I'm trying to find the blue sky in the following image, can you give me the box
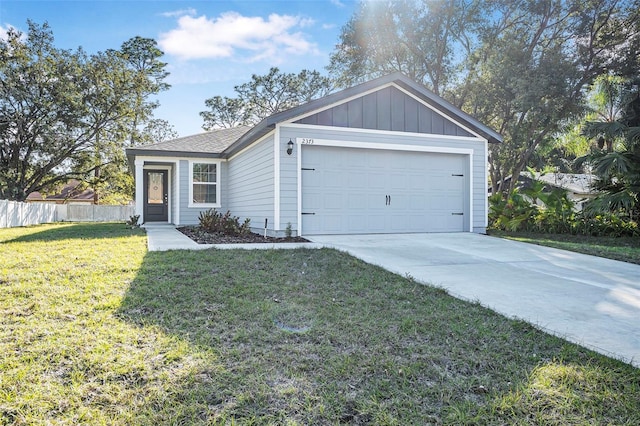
[0,0,358,136]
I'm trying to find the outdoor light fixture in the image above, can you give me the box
[287,139,294,155]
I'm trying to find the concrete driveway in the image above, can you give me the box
[309,233,640,367]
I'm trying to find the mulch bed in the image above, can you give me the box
[177,226,310,244]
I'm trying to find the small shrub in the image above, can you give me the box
[126,214,140,228]
[575,213,639,237]
[489,188,639,237]
[198,209,251,236]
[285,222,293,239]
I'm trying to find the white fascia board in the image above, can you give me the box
[174,160,180,225]
[468,152,474,232]
[484,139,489,228]
[294,137,474,155]
[274,124,281,231]
[283,122,484,144]
[297,131,303,236]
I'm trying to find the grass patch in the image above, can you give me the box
[488,230,640,265]
[1,223,638,424]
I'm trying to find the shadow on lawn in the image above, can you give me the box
[116,248,640,425]
[2,222,142,244]
[115,248,336,424]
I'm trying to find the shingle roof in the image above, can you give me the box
[127,125,251,158]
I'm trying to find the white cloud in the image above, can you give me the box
[330,0,346,8]
[160,8,197,18]
[158,11,319,62]
[0,24,16,41]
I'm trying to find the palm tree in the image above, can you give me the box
[579,76,640,220]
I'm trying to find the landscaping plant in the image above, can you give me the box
[197,208,251,236]
[489,186,638,237]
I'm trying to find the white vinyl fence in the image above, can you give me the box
[1,200,135,228]
[0,200,57,228]
[58,204,135,222]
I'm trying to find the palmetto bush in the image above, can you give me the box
[489,189,638,237]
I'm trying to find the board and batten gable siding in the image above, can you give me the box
[227,135,275,231]
[176,159,229,225]
[279,124,487,233]
[295,86,474,138]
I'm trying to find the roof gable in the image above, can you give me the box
[294,85,474,138]
[224,73,502,157]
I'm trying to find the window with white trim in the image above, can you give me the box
[190,161,220,206]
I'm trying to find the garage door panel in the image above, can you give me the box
[302,192,323,209]
[324,173,344,188]
[389,173,408,190]
[301,146,467,234]
[367,194,384,209]
[408,173,426,190]
[347,193,368,209]
[366,215,387,233]
[368,173,386,190]
[347,171,367,188]
[409,196,427,209]
[323,193,344,209]
[367,154,387,168]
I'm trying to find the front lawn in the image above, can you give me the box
[1,223,638,425]
[489,230,640,265]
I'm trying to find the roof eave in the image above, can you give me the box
[221,123,276,158]
[126,148,224,159]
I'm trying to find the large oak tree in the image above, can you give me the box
[200,68,332,130]
[328,0,640,193]
[0,22,170,202]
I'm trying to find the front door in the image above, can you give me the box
[144,170,168,222]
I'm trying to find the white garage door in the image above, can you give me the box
[301,146,468,235]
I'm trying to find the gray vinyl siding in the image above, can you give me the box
[296,86,474,138]
[227,136,275,232]
[279,125,487,233]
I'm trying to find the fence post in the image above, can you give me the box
[0,200,7,228]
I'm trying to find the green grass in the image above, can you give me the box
[488,231,640,265]
[1,223,638,425]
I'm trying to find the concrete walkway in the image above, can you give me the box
[310,233,640,367]
[144,225,639,367]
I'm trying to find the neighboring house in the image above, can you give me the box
[26,180,96,205]
[535,173,597,210]
[126,73,502,236]
[492,173,598,211]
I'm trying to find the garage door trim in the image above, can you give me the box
[296,138,474,235]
